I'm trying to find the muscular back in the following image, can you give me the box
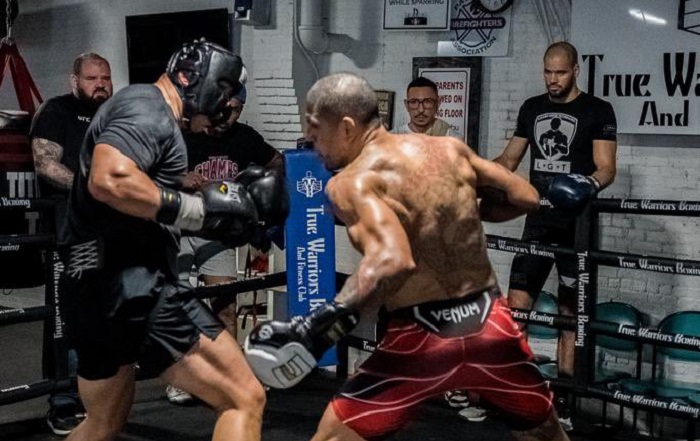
[330,133,497,310]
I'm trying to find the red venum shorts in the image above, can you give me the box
[332,292,553,439]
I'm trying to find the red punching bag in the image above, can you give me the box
[0,34,45,289]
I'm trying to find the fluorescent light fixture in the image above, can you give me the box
[629,9,667,25]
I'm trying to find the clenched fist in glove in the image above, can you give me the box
[235,165,290,227]
[156,180,259,247]
[244,303,359,389]
[547,173,600,215]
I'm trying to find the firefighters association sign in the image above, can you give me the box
[438,0,512,57]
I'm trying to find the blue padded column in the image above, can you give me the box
[284,149,337,366]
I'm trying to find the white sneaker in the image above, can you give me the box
[458,405,487,422]
[166,385,194,405]
[444,390,470,408]
[558,416,573,432]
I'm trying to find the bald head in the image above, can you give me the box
[306,73,380,127]
[544,41,579,68]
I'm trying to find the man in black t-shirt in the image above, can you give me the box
[167,85,284,405]
[61,41,280,441]
[494,41,617,431]
[30,52,112,436]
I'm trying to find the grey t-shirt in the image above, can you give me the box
[67,85,187,276]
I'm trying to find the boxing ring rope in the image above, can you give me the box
[0,199,290,407]
[488,197,700,422]
[4,194,700,424]
[0,199,65,406]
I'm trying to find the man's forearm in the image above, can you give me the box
[590,168,615,190]
[39,162,74,191]
[32,137,73,190]
[480,199,532,223]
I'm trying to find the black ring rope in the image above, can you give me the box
[593,198,700,216]
[2,197,700,415]
[0,197,56,212]
[510,308,700,352]
[186,271,287,300]
[0,233,54,248]
[0,305,51,326]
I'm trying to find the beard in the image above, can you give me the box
[77,88,109,109]
[547,81,574,99]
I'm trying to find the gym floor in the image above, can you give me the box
[0,317,657,441]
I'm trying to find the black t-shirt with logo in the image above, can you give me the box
[30,93,97,198]
[29,93,98,242]
[514,92,617,227]
[66,85,187,274]
[184,122,279,178]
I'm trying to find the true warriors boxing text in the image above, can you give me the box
[295,205,328,311]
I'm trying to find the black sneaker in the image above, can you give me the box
[46,404,85,436]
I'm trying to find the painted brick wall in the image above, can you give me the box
[326,0,700,322]
[3,0,699,382]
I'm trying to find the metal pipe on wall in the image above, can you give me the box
[297,0,352,55]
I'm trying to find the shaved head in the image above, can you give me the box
[544,41,579,68]
[306,73,380,126]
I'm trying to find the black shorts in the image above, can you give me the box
[508,222,576,298]
[62,242,222,380]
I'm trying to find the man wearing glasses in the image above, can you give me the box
[166,85,284,405]
[397,77,456,137]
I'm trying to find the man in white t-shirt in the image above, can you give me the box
[396,76,456,137]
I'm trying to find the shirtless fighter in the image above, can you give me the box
[245,73,571,441]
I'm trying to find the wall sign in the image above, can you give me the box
[414,57,482,148]
[572,0,700,135]
[437,0,512,57]
[383,0,450,30]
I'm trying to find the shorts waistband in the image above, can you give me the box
[389,286,502,319]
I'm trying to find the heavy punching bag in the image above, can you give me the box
[0,5,46,289]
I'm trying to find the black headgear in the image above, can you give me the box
[166,40,246,120]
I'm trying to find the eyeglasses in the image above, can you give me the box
[406,98,437,110]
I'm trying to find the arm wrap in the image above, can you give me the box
[156,187,205,231]
[587,175,601,192]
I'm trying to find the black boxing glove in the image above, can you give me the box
[547,173,600,214]
[156,181,259,246]
[236,165,290,227]
[235,164,266,186]
[244,303,359,389]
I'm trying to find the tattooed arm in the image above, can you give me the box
[31,138,74,191]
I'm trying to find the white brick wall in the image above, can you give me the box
[3,0,699,382]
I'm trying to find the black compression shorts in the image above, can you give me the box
[508,223,576,298]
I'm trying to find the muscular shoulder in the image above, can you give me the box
[327,170,386,222]
[41,94,75,111]
[33,94,74,121]
[439,135,475,162]
[109,85,166,117]
[101,85,175,136]
[580,92,615,112]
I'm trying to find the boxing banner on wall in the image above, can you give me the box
[573,0,700,135]
[437,0,512,57]
[284,149,337,366]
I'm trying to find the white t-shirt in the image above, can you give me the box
[395,118,458,138]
